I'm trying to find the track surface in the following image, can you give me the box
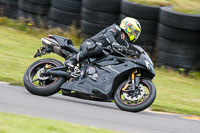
[0,83,199,133]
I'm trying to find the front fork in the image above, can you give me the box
[131,72,136,91]
[122,70,140,91]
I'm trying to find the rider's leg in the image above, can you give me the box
[65,41,102,67]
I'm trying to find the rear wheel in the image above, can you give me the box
[114,79,156,112]
[24,58,66,96]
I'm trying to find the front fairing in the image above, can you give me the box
[132,45,153,65]
[131,45,155,78]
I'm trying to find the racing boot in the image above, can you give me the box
[65,42,102,69]
[65,55,78,68]
[65,49,88,68]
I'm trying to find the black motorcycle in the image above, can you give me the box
[24,35,156,112]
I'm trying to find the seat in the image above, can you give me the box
[49,35,73,47]
[49,35,79,54]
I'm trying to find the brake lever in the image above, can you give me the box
[127,50,140,58]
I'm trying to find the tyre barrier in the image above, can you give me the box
[47,20,68,29]
[49,0,82,29]
[82,7,119,25]
[0,0,6,5]
[82,0,121,13]
[158,24,200,43]
[157,37,199,69]
[4,0,18,19]
[160,6,200,31]
[18,0,50,15]
[157,51,197,69]
[6,0,18,7]
[51,0,81,13]
[81,0,121,37]
[81,19,108,35]
[121,0,159,20]
[157,6,200,70]
[0,0,18,18]
[0,0,6,16]
[25,0,51,5]
[120,0,159,55]
[17,0,51,27]
[17,10,48,27]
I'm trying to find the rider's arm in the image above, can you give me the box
[104,25,128,54]
[104,25,121,45]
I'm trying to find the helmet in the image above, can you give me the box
[120,17,141,42]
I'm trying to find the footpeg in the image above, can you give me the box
[70,66,80,78]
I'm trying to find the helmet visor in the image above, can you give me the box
[132,29,140,40]
[127,25,140,42]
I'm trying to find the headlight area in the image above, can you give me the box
[145,60,151,70]
[144,60,155,78]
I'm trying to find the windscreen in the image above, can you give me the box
[132,45,153,66]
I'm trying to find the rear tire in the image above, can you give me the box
[24,58,66,96]
[114,79,156,112]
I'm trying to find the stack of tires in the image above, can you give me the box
[157,7,200,70]
[81,0,121,37]
[18,0,51,27]
[4,0,18,19]
[49,0,82,29]
[120,0,159,55]
[0,0,6,16]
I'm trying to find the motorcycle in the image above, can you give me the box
[23,35,156,112]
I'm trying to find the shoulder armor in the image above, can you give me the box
[115,25,121,31]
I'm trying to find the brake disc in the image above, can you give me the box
[123,84,145,101]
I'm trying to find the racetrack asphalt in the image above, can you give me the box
[0,83,199,133]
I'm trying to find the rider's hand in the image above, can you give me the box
[127,49,139,57]
[112,42,127,53]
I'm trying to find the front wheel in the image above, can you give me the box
[23,58,66,96]
[114,79,156,112]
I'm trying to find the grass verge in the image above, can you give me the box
[0,21,200,116]
[0,18,82,86]
[153,67,200,116]
[128,0,200,14]
[0,112,120,133]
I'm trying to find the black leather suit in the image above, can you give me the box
[79,24,129,60]
[66,24,130,67]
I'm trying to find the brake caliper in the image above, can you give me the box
[45,64,51,69]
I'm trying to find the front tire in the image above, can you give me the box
[114,79,156,112]
[23,58,66,96]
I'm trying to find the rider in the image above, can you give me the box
[65,17,141,68]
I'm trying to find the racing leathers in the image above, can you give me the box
[65,24,129,68]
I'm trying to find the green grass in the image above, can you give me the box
[128,0,200,14]
[0,112,120,133]
[0,26,62,85]
[0,18,82,85]
[153,68,200,116]
[0,23,200,116]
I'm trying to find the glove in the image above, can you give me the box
[112,42,127,53]
[127,49,139,57]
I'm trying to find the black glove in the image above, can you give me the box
[112,42,127,53]
[127,49,139,57]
